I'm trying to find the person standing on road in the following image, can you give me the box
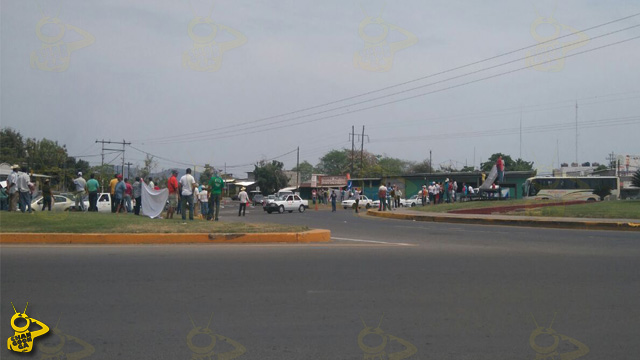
[41,179,53,211]
[109,174,119,213]
[389,183,395,210]
[208,171,224,221]
[115,175,127,214]
[395,186,402,208]
[87,173,100,211]
[7,165,20,211]
[452,180,458,203]
[148,177,155,189]
[133,177,142,215]
[180,168,196,221]
[421,184,427,206]
[353,187,360,213]
[73,172,87,211]
[238,186,249,217]
[496,155,505,183]
[330,189,337,212]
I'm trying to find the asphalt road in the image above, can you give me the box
[2,205,639,360]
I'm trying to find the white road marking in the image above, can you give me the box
[331,237,413,246]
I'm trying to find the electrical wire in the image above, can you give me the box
[146,35,640,145]
[134,13,640,144]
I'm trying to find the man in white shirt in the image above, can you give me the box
[17,167,32,213]
[237,187,249,217]
[179,168,196,221]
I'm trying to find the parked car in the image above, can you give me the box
[400,195,420,207]
[341,195,373,209]
[251,193,265,206]
[31,194,88,211]
[264,194,309,214]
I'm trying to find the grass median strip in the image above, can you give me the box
[406,199,640,219]
[0,212,308,234]
[506,200,640,219]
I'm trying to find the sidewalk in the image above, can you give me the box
[366,208,640,231]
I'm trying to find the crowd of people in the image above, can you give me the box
[2,165,37,213]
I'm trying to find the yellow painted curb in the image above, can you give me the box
[0,230,331,244]
[366,210,640,232]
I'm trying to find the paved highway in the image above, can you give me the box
[2,207,639,359]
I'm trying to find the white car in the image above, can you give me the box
[31,194,88,211]
[264,194,309,214]
[401,195,420,207]
[341,195,373,209]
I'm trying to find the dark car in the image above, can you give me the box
[252,194,265,206]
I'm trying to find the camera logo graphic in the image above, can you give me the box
[7,302,49,353]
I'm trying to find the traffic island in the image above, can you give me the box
[366,209,640,232]
[0,229,331,244]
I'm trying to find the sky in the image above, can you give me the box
[2,0,639,177]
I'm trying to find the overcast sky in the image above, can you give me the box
[2,0,639,176]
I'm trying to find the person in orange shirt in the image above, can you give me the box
[166,170,179,219]
[109,174,119,213]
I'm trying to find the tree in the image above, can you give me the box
[0,128,26,165]
[140,154,157,179]
[593,185,612,201]
[632,169,640,188]
[460,166,476,172]
[254,160,289,195]
[594,164,608,172]
[377,156,410,176]
[291,161,315,182]
[481,153,534,172]
[316,149,350,175]
[406,160,434,174]
[200,164,214,185]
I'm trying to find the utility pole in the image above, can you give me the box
[125,162,133,179]
[473,147,476,171]
[519,106,523,159]
[95,139,131,187]
[360,126,365,176]
[350,125,355,175]
[575,101,578,164]
[296,146,300,189]
[429,149,432,173]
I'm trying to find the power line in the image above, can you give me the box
[135,13,640,144]
[370,116,640,143]
[151,35,640,145]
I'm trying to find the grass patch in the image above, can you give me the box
[508,200,640,219]
[407,199,535,213]
[0,212,308,234]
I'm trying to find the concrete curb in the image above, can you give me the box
[366,210,640,231]
[0,229,331,244]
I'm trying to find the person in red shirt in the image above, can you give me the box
[496,155,505,183]
[166,170,179,219]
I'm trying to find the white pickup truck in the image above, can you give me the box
[263,194,309,214]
